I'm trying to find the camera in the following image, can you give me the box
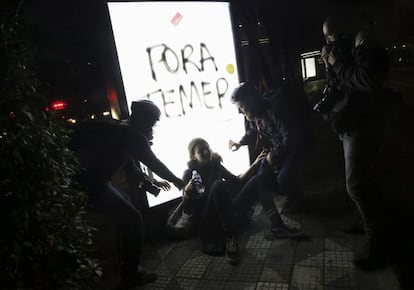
[138,175,161,197]
[313,84,343,114]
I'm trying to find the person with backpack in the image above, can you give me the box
[69,100,184,287]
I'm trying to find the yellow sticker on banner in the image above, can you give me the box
[226,64,235,74]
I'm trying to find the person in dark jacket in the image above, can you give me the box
[174,138,238,232]
[319,13,400,271]
[70,100,184,287]
[172,137,266,265]
[230,82,311,239]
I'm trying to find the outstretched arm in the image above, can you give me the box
[130,132,184,190]
[238,149,267,183]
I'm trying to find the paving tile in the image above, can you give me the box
[140,248,163,271]
[227,261,263,282]
[156,242,176,260]
[291,265,323,287]
[289,283,324,290]
[176,254,212,279]
[224,280,256,290]
[243,248,269,262]
[161,243,195,274]
[294,251,324,267]
[266,246,295,265]
[155,261,177,277]
[203,256,234,281]
[195,279,227,289]
[256,281,290,290]
[271,238,298,250]
[323,287,359,290]
[176,277,200,290]
[324,237,354,252]
[324,267,358,288]
[295,237,324,267]
[324,251,354,268]
[259,264,292,283]
[245,232,273,249]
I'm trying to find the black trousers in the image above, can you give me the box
[198,179,243,254]
[340,121,385,239]
[202,179,243,235]
[88,181,143,278]
[231,153,305,225]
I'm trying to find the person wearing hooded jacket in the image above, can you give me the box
[69,100,184,287]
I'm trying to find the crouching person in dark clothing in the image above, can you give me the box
[69,100,184,287]
[230,82,311,239]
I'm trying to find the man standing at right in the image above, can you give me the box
[318,13,398,270]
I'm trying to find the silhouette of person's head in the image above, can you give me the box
[322,14,350,45]
[129,100,161,140]
[323,9,368,45]
[231,82,266,121]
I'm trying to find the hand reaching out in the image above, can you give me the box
[228,140,242,151]
[153,180,172,191]
[252,149,267,166]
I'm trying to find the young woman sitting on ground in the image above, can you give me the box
[170,137,266,265]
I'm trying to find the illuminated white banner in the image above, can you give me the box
[107,1,249,206]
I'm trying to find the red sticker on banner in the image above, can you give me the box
[171,12,183,26]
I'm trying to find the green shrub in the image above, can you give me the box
[0,2,101,289]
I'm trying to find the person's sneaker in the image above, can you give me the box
[264,224,304,240]
[120,267,158,287]
[175,212,192,230]
[225,236,240,265]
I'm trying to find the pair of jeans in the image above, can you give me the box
[340,121,385,238]
[232,153,304,224]
[88,181,143,278]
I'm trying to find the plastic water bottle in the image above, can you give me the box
[192,170,205,194]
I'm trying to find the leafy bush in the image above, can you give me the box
[0,2,101,289]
